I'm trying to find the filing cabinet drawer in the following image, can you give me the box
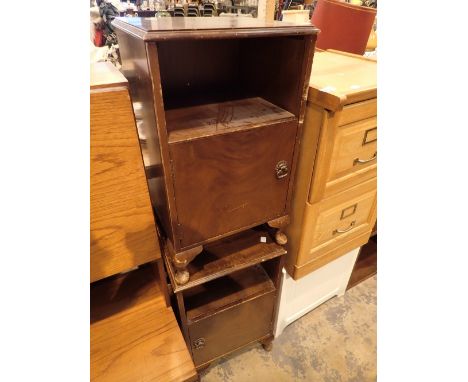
[298,178,376,267]
[339,98,377,126]
[309,116,377,203]
[328,116,377,182]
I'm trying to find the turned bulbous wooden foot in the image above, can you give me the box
[261,340,273,352]
[275,230,288,245]
[174,269,190,285]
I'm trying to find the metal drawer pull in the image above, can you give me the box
[333,220,356,235]
[193,338,205,350]
[275,160,289,179]
[353,152,377,166]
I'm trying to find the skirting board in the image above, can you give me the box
[274,247,360,337]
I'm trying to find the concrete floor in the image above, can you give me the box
[200,275,377,382]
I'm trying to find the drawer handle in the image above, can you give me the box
[353,152,377,166]
[275,160,289,179]
[193,338,205,350]
[333,220,356,235]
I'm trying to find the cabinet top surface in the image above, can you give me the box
[308,50,377,111]
[113,17,318,40]
[90,62,127,90]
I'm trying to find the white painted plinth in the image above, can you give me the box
[274,247,360,337]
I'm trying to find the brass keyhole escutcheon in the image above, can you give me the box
[193,338,205,350]
[276,160,289,179]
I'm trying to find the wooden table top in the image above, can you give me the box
[308,50,377,111]
[91,265,198,382]
[91,62,127,90]
[113,17,319,40]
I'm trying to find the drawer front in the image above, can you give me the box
[188,291,275,366]
[299,178,376,266]
[329,117,377,181]
[170,121,297,248]
[339,98,377,126]
[309,116,377,203]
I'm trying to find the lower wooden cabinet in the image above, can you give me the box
[162,227,284,370]
[184,266,276,366]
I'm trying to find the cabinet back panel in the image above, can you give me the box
[240,36,307,117]
[157,39,242,110]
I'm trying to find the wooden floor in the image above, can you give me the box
[90,264,197,382]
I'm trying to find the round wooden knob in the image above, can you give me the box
[275,231,288,245]
[175,270,190,285]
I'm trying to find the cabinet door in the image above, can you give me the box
[188,291,275,367]
[169,121,297,248]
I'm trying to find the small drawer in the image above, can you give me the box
[329,117,377,180]
[184,266,276,367]
[298,178,376,266]
[339,98,377,126]
[309,116,377,202]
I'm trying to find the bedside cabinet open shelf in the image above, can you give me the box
[166,97,297,144]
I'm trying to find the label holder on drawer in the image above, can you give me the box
[341,203,357,220]
[362,127,377,145]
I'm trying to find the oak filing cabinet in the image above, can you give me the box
[285,50,377,280]
[113,17,319,369]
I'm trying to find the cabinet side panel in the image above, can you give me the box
[284,105,324,276]
[90,87,160,282]
[116,31,175,243]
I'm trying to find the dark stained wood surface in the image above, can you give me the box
[90,265,198,382]
[116,32,177,245]
[189,291,275,367]
[347,235,377,290]
[183,264,276,367]
[166,97,295,143]
[116,19,317,261]
[113,17,319,41]
[157,38,242,111]
[163,227,286,293]
[170,120,298,248]
[184,265,275,322]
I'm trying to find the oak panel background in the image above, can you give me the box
[91,265,197,382]
[90,85,160,282]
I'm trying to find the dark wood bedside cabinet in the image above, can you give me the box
[113,17,318,286]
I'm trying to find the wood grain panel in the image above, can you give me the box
[169,121,298,249]
[339,99,377,126]
[183,265,275,322]
[328,117,377,180]
[163,227,286,293]
[90,265,197,382]
[115,33,177,246]
[297,178,376,268]
[307,50,377,111]
[166,97,295,143]
[184,266,276,367]
[90,85,160,282]
[308,107,377,203]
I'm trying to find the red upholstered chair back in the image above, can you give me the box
[311,0,376,55]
